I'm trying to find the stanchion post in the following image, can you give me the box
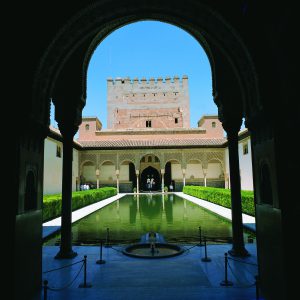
[79,255,92,288]
[201,236,211,262]
[43,280,48,300]
[220,253,233,286]
[199,226,203,247]
[105,228,111,248]
[96,240,106,264]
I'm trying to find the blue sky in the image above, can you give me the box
[51,21,217,129]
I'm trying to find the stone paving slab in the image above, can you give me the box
[42,243,259,300]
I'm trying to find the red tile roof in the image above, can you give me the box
[79,138,227,148]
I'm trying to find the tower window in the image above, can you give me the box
[146,120,152,128]
[56,145,61,158]
[85,124,90,131]
[243,142,249,155]
[175,118,178,124]
[148,156,152,162]
[212,121,216,128]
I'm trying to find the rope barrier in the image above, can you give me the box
[47,262,84,291]
[228,256,258,266]
[43,255,92,299]
[43,259,84,274]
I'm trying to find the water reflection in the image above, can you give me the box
[45,194,253,245]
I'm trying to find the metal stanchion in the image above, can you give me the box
[105,228,111,248]
[220,253,233,286]
[43,280,48,300]
[79,255,92,288]
[201,236,211,262]
[199,226,203,247]
[96,240,106,264]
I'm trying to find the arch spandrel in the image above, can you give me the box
[34,0,260,129]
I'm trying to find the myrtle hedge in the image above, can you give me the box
[183,185,255,216]
[43,187,117,222]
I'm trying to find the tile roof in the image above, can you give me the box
[79,138,227,148]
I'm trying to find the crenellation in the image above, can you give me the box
[107,75,190,129]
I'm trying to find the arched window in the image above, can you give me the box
[212,121,216,128]
[24,171,37,211]
[85,124,90,130]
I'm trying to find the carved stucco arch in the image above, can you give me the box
[99,159,116,167]
[33,0,260,129]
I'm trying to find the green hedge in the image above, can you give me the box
[43,187,117,222]
[183,185,255,216]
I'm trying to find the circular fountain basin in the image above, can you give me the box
[123,243,184,258]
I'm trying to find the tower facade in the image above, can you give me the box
[107,75,190,129]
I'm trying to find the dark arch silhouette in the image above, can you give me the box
[141,166,160,191]
[24,171,37,211]
[260,163,273,206]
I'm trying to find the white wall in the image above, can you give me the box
[100,165,116,181]
[224,135,254,191]
[238,137,253,190]
[186,163,203,179]
[43,137,79,195]
[120,165,129,181]
[82,165,95,182]
[207,162,222,178]
[171,163,183,179]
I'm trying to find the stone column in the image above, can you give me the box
[203,168,207,187]
[55,128,77,259]
[136,170,139,193]
[116,169,119,193]
[161,169,165,192]
[96,169,100,189]
[223,119,249,257]
[182,168,186,187]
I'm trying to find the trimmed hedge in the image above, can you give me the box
[43,187,117,222]
[183,185,255,216]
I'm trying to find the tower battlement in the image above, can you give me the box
[107,75,190,129]
[107,75,188,87]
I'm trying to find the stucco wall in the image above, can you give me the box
[100,165,116,181]
[207,162,222,178]
[186,163,203,179]
[171,163,183,179]
[238,137,253,190]
[224,135,253,191]
[120,164,129,181]
[43,137,79,194]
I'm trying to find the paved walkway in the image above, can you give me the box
[42,243,260,300]
[43,194,126,238]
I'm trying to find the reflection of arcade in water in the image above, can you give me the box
[130,194,174,233]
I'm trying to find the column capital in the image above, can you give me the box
[161,169,165,174]
[135,170,139,175]
[222,117,242,136]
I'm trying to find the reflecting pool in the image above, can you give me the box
[44,194,254,245]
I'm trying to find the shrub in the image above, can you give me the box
[43,187,117,222]
[164,186,168,192]
[182,185,255,216]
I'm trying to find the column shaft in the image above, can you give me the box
[227,131,249,257]
[55,136,77,258]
